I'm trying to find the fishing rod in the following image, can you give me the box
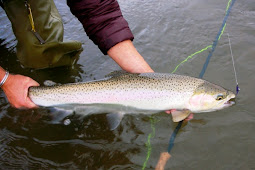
[153,0,239,169]
[168,0,238,155]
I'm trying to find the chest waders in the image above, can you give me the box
[2,0,83,69]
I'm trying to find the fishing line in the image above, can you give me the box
[171,45,212,74]
[142,0,237,168]
[171,0,231,74]
[142,116,157,170]
[227,33,240,94]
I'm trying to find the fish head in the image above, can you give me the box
[188,82,235,113]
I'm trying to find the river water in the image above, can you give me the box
[0,0,255,169]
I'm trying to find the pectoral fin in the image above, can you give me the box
[171,110,191,122]
[49,107,74,124]
[106,112,125,130]
[43,80,57,86]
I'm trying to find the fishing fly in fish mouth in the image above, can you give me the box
[28,72,235,129]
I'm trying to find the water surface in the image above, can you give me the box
[0,0,255,169]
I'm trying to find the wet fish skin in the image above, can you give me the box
[28,72,235,125]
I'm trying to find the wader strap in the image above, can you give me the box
[25,1,45,44]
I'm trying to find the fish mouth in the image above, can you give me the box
[224,93,236,106]
[224,99,235,105]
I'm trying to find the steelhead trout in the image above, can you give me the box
[29,72,235,129]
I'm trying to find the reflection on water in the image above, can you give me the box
[0,0,255,169]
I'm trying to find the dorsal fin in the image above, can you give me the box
[43,80,58,86]
[105,70,131,78]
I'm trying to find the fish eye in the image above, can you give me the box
[216,94,224,101]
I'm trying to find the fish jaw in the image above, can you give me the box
[187,90,236,113]
[220,91,236,108]
[208,90,236,111]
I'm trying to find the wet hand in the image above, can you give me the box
[1,74,40,109]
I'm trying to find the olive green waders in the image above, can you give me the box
[1,0,83,69]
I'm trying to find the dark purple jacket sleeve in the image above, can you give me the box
[67,0,134,55]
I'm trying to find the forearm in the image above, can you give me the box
[67,0,153,73]
[107,40,153,73]
[67,0,134,54]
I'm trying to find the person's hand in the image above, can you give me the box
[1,74,39,109]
